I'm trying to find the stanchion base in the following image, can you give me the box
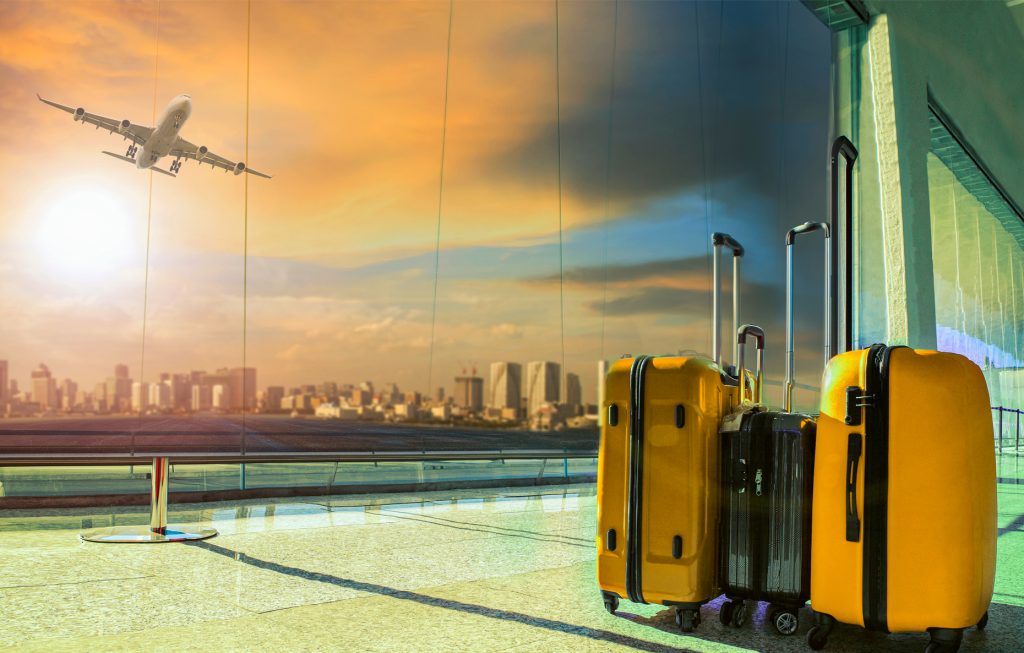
[81,526,218,543]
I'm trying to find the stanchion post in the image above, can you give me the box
[150,457,169,535]
[80,455,216,543]
[999,409,1004,453]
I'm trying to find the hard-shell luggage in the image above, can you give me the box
[596,232,746,633]
[717,222,829,635]
[806,346,997,652]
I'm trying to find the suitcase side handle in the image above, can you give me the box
[711,232,745,370]
[846,432,863,542]
[784,221,831,412]
[736,324,765,404]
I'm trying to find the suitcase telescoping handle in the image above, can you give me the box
[736,324,765,404]
[784,221,831,412]
[711,232,744,370]
[831,136,858,354]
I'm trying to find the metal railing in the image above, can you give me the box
[993,406,1023,453]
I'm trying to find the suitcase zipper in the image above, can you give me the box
[862,344,896,632]
[625,355,651,604]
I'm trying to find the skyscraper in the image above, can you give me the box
[192,384,213,411]
[149,381,171,410]
[229,367,257,411]
[526,361,560,417]
[454,375,484,413]
[489,362,522,413]
[131,381,149,413]
[110,363,132,412]
[597,360,608,426]
[60,378,78,411]
[565,372,581,411]
[31,363,57,411]
[0,360,8,406]
[212,384,228,411]
[265,386,285,412]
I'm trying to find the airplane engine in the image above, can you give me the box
[196,145,209,162]
[73,107,85,122]
[233,161,246,176]
[118,119,131,133]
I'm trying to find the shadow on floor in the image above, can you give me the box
[999,512,1024,536]
[189,540,697,653]
[363,507,594,548]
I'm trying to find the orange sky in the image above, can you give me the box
[0,0,836,408]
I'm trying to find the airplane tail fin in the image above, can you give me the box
[101,151,176,177]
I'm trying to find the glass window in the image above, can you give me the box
[928,107,1024,412]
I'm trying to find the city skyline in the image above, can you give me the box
[0,356,596,418]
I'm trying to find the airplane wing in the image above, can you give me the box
[171,137,272,179]
[37,94,154,146]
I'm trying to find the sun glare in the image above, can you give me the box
[35,188,136,280]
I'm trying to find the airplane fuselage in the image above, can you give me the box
[137,94,191,169]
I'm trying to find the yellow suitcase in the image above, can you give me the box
[807,345,996,652]
[596,233,745,632]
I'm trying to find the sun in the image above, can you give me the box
[35,187,137,280]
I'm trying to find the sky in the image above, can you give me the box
[0,0,837,408]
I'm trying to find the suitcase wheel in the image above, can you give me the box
[674,607,700,633]
[976,610,989,631]
[602,593,619,615]
[768,607,799,636]
[719,600,747,628]
[718,600,734,627]
[806,626,828,650]
[925,628,963,653]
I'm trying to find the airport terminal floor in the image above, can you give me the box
[1,458,1021,653]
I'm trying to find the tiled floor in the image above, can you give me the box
[0,468,1021,652]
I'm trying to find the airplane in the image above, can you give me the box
[37,93,270,179]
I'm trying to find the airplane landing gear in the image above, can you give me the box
[126,144,138,159]
[170,158,182,174]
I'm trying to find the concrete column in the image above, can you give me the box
[864,14,937,348]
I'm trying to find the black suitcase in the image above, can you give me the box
[719,394,815,634]
[717,221,831,635]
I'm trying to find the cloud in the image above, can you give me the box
[353,316,395,333]
[490,323,524,339]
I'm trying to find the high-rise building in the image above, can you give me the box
[381,382,400,404]
[526,361,560,417]
[565,372,581,411]
[597,360,608,426]
[31,363,57,411]
[131,381,149,413]
[149,381,171,410]
[93,382,108,412]
[192,384,212,411]
[108,364,132,413]
[265,386,285,412]
[202,369,231,408]
[172,373,191,411]
[318,381,339,399]
[229,367,257,411]
[489,362,522,414]
[212,384,228,411]
[454,376,484,413]
[60,379,78,411]
[0,360,8,406]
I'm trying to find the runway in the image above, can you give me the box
[0,415,599,457]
